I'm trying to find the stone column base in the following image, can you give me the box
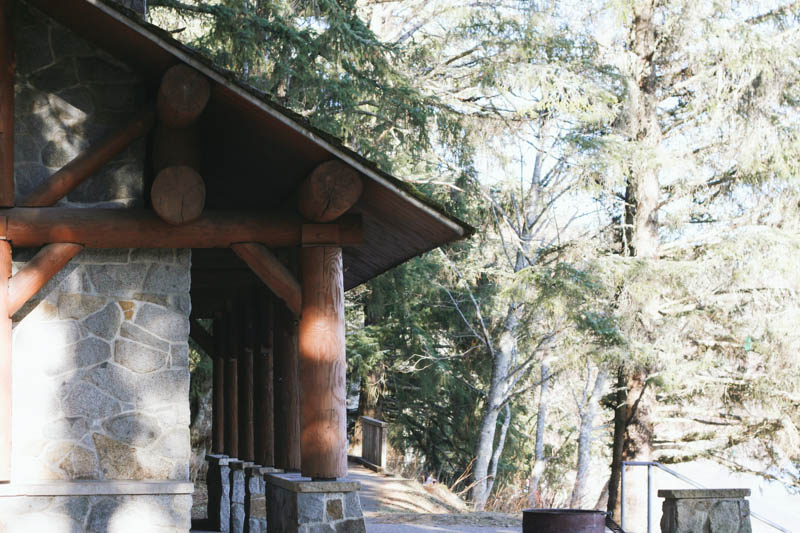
[658,488,752,533]
[245,466,282,533]
[206,454,231,532]
[0,481,192,532]
[265,473,365,533]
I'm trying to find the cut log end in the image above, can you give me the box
[157,64,211,128]
[298,161,363,223]
[151,165,206,225]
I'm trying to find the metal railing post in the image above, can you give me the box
[621,463,626,530]
[647,463,652,533]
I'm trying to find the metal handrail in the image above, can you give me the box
[621,461,791,533]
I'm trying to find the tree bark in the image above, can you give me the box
[529,362,550,507]
[570,368,607,509]
[485,403,511,501]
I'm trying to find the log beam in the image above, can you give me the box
[231,243,301,316]
[21,109,155,207]
[151,166,206,225]
[298,246,347,479]
[157,64,210,128]
[298,161,363,223]
[0,240,10,481]
[8,243,83,316]
[0,0,14,207]
[0,209,362,249]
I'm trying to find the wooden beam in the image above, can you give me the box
[157,64,210,128]
[254,290,274,467]
[298,246,347,479]
[298,161,363,223]
[21,109,156,207]
[0,0,14,207]
[189,318,214,357]
[2,208,362,248]
[274,295,301,472]
[151,166,206,225]
[0,240,10,481]
[153,124,201,172]
[8,243,83,316]
[239,301,255,462]
[211,314,225,455]
[231,243,301,316]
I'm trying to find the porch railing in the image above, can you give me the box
[360,416,388,471]
[621,461,791,533]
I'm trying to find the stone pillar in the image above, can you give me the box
[659,489,752,533]
[206,454,231,532]
[245,465,281,533]
[266,472,365,533]
[229,460,246,533]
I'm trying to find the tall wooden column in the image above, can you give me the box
[239,299,255,462]
[274,299,301,472]
[298,246,346,480]
[211,314,225,454]
[223,311,239,458]
[0,0,15,207]
[254,291,274,467]
[0,240,10,481]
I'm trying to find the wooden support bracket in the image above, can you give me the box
[21,109,156,207]
[189,318,214,357]
[231,243,301,316]
[8,243,83,316]
[0,239,10,482]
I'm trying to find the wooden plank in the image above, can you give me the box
[231,243,301,316]
[3,208,362,248]
[297,161,363,222]
[157,64,210,128]
[151,166,206,225]
[8,243,83,316]
[239,301,255,462]
[211,314,225,455]
[0,240,10,481]
[224,311,239,458]
[253,290,274,467]
[274,297,301,472]
[21,109,155,207]
[0,0,13,207]
[298,246,347,479]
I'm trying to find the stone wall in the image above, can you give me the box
[659,489,752,533]
[5,2,193,531]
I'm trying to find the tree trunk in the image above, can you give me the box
[529,362,550,507]
[570,368,607,508]
[607,367,628,519]
[485,403,511,502]
[471,306,518,510]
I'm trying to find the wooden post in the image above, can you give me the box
[151,165,206,225]
[0,0,14,207]
[274,297,301,472]
[224,311,239,458]
[211,315,225,455]
[239,299,255,463]
[0,240,10,481]
[253,291,274,467]
[298,246,347,480]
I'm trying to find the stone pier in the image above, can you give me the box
[659,489,752,533]
[266,472,365,533]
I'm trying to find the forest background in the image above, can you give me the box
[146,0,800,530]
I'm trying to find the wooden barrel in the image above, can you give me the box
[522,509,607,533]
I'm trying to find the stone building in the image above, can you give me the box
[0,0,469,531]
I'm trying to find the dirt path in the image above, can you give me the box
[348,461,521,532]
